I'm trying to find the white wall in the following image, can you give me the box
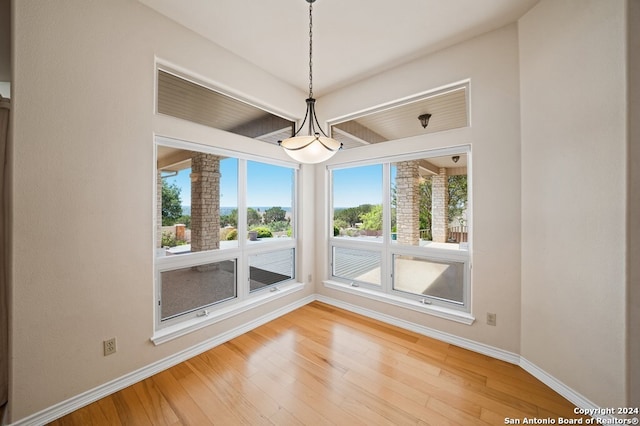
[629,0,640,407]
[519,0,627,407]
[9,0,313,421]
[316,24,523,354]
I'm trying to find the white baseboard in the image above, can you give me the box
[7,295,314,426]
[7,293,613,425]
[315,295,521,364]
[519,357,616,423]
[315,295,614,423]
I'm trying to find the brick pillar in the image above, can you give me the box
[432,167,449,243]
[190,153,221,252]
[396,161,420,246]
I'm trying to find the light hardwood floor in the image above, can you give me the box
[50,302,589,425]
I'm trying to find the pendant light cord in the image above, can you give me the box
[277,0,342,162]
[308,1,313,99]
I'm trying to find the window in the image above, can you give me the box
[159,259,236,321]
[249,248,295,292]
[393,255,465,304]
[332,246,382,286]
[329,148,471,317]
[246,161,294,243]
[333,164,383,240]
[155,137,299,335]
[158,145,239,253]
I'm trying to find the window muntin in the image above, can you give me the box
[249,248,295,292]
[329,148,470,311]
[160,259,237,321]
[155,139,298,328]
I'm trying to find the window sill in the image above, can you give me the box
[151,281,305,345]
[323,280,475,325]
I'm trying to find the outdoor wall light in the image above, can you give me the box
[278,0,342,164]
[418,113,432,128]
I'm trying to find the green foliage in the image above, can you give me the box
[161,231,187,248]
[221,207,273,228]
[247,208,262,227]
[334,204,373,228]
[267,220,290,233]
[161,181,183,226]
[345,228,361,237]
[419,178,433,240]
[226,229,238,241]
[333,225,340,237]
[333,218,348,231]
[263,206,287,224]
[359,204,383,231]
[177,215,191,228]
[221,209,238,228]
[250,227,273,238]
[448,175,468,223]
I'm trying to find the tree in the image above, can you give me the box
[263,206,287,224]
[334,204,373,228]
[419,178,433,239]
[177,214,191,228]
[247,208,262,226]
[448,175,467,223]
[162,181,183,226]
[220,209,238,228]
[359,204,383,231]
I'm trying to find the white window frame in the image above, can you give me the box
[325,145,474,325]
[152,137,303,344]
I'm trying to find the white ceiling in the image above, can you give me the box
[138,0,539,96]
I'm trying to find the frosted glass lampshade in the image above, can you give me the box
[280,134,341,164]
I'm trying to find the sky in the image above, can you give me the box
[332,164,386,208]
[164,160,390,210]
[164,159,294,208]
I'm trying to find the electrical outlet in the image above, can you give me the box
[487,313,497,326]
[103,337,117,356]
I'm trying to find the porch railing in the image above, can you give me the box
[448,225,468,243]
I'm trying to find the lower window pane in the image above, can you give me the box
[249,249,294,292]
[332,246,381,286]
[160,260,236,321]
[393,255,464,304]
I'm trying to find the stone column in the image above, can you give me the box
[396,161,420,246]
[431,167,449,243]
[190,153,221,252]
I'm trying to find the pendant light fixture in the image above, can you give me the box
[278,0,342,164]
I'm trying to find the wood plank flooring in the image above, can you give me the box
[50,302,589,425]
